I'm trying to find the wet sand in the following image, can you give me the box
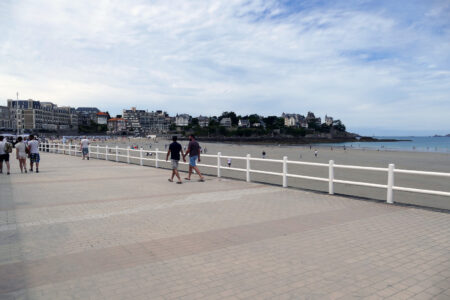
[60,138,450,210]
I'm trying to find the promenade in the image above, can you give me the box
[0,153,449,300]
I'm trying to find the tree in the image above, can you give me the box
[248,114,260,125]
[332,120,346,132]
[263,116,285,130]
[320,123,331,133]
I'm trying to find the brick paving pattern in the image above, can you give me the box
[0,153,449,299]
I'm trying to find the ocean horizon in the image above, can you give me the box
[313,136,450,153]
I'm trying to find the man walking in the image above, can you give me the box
[0,136,11,175]
[183,135,204,182]
[27,135,40,173]
[80,136,90,160]
[165,136,185,184]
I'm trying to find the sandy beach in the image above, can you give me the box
[60,137,450,210]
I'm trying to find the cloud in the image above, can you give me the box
[0,0,449,135]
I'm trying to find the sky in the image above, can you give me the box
[0,0,449,136]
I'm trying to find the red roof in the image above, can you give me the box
[109,118,124,121]
[97,112,108,116]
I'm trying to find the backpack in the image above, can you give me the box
[4,142,12,153]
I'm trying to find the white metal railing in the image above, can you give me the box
[39,142,450,204]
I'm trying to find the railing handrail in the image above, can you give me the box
[40,142,450,204]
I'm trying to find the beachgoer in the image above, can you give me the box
[0,136,12,175]
[15,137,28,173]
[204,147,207,154]
[183,135,204,182]
[262,151,266,159]
[227,158,232,167]
[314,150,318,157]
[80,136,90,160]
[166,136,185,184]
[27,135,40,173]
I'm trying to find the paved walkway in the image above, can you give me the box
[0,153,449,300]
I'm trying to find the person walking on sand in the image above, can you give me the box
[183,135,205,182]
[314,149,318,157]
[15,137,28,173]
[262,151,266,159]
[80,136,90,160]
[165,136,185,184]
[0,136,11,175]
[28,135,40,173]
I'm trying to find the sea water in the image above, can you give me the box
[315,136,450,153]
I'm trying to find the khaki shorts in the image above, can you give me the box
[171,159,179,169]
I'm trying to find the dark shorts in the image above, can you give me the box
[82,148,89,155]
[30,153,40,163]
[0,154,9,162]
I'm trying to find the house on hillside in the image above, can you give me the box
[220,117,232,128]
[238,119,250,128]
[175,114,190,127]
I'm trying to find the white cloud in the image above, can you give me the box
[0,0,449,134]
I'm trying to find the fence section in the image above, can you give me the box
[40,143,450,204]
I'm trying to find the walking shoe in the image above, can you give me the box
[7,172,10,175]
[36,169,39,173]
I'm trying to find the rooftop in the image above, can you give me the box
[1,153,449,299]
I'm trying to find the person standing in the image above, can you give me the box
[314,150,318,157]
[80,136,90,160]
[15,137,28,173]
[165,136,185,184]
[0,136,11,175]
[227,157,232,167]
[183,135,205,182]
[262,151,266,159]
[28,135,40,173]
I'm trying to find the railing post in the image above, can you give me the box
[116,146,119,162]
[387,164,395,204]
[217,152,221,178]
[329,160,334,194]
[140,147,143,166]
[69,143,72,156]
[246,154,251,182]
[88,145,91,159]
[105,145,108,161]
[97,145,99,159]
[283,156,288,188]
[127,148,130,164]
[155,148,159,168]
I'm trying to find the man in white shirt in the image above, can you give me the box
[0,136,11,175]
[80,136,90,160]
[27,135,40,173]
